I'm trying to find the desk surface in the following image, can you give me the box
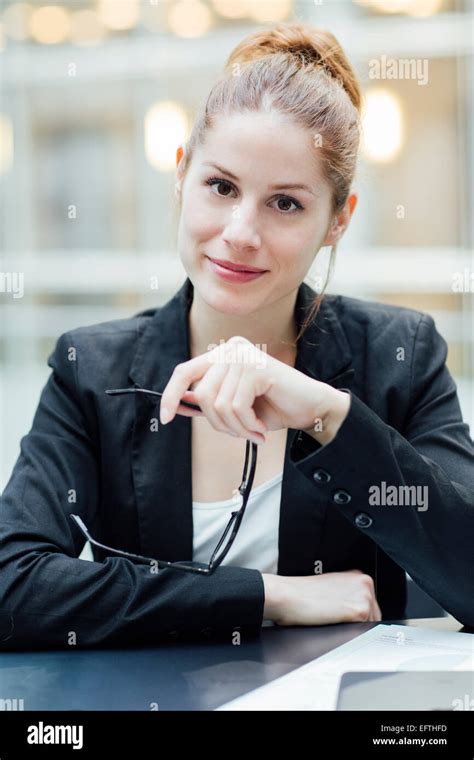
[0,617,467,711]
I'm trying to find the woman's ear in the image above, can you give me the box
[175,143,188,194]
[322,192,358,246]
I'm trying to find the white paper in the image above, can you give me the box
[216,624,474,710]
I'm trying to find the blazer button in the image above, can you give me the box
[312,468,331,483]
[355,512,373,529]
[333,489,351,505]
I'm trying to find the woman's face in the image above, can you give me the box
[176,111,349,316]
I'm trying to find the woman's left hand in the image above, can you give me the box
[159,336,351,445]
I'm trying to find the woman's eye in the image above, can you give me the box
[204,177,304,214]
[271,197,303,214]
[205,177,235,197]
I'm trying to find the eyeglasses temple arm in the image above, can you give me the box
[69,514,208,573]
[208,441,258,571]
[105,387,201,412]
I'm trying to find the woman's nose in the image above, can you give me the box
[222,208,261,250]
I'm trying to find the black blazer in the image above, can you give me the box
[1,277,473,649]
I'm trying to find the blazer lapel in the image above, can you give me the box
[128,278,195,561]
[127,277,355,572]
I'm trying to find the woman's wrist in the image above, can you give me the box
[301,387,351,446]
[262,573,284,622]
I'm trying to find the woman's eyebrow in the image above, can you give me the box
[202,162,316,196]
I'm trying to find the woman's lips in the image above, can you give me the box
[206,257,267,284]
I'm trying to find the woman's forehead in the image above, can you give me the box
[194,115,326,188]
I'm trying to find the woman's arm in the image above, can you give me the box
[262,569,382,624]
[288,314,474,627]
[0,332,264,649]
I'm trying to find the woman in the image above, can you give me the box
[1,22,473,649]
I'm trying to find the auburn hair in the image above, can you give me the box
[181,20,362,341]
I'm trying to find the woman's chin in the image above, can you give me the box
[196,277,263,316]
[205,294,255,317]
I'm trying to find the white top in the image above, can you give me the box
[192,471,283,575]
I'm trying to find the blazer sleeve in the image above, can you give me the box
[289,313,474,627]
[0,331,265,650]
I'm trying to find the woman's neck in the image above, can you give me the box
[188,286,299,363]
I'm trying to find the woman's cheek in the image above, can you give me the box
[186,197,221,240]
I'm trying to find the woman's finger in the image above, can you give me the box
[230,369,270,437]
[173,390,205,418]
[160,353,211,424]
[191,362,238,435]
[212,364,264,441]
[212,363,250,437]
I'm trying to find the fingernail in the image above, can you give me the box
[160,407,172,424]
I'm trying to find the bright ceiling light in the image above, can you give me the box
[70,9,106,46]
[361,88,403,163]
[353,0,443,14]
[29,5,71,44]
[168,0,213,38]
[248,0,292,23]
[369,0,411,11]
[97,0,140,31]
[145,101,188,172]
[0,115,14,175]
[405,0,443,17]
[211,0,250,19]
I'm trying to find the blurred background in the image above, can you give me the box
[0,2,473,615]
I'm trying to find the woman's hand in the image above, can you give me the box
[262,570,382,626]
[159,335,350,445]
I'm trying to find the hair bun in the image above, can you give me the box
[226,21,361,114]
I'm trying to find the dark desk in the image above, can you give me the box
[0,617,466,711]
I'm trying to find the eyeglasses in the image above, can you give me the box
[69,385,258,576]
